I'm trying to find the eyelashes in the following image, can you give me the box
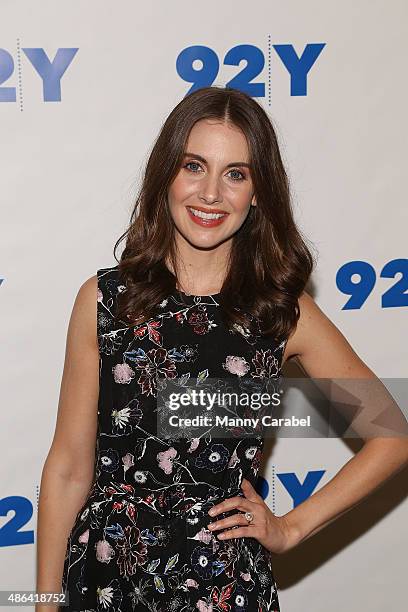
[183,161,246,182]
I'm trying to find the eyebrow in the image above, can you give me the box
[183,152,251,169]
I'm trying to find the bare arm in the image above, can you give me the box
[35,275,99,607]
[280,291,408,551]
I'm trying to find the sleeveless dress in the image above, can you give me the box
[61,265,287,612]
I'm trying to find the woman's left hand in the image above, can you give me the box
[207,478,297,554]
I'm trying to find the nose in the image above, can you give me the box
[199,172,222,205]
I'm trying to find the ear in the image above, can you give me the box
[251,198,257,207]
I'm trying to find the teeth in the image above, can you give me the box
[188,207,226,220]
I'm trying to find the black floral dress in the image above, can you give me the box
[61,265,287,612]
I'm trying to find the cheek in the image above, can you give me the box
[230,193,252,216]
[168,174,195,205]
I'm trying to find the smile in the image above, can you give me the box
[186,206,229,227]
[187,206,227,219]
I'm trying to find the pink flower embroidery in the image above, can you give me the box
[187,438,200,453]
[157,447,177,474]
[112,363,135,384]
[227,449,240,468]
[97,288,103,302]
[192,527,212,544]
[78,529,89,544]
[95,539,115,563]
[196,600,213,612]
[122,452,134,472]
[223,356,250,377]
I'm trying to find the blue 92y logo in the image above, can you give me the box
[0,496,34,547]
[257,471,326,509]
[0,46,78,103]
[176,42,326,98]
[336,259,408,309]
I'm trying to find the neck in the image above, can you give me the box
[166,238,231,295]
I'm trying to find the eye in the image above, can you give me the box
[184,161,202,173]
[228,169,245,181]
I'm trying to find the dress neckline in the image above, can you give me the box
[175,288,221,300]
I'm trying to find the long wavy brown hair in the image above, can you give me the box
[113,86,317,342]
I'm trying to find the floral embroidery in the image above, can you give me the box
[194,444,230,473]
[157,447,178,475]
[223,356,251,377]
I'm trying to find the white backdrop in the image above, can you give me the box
[1,1,407,610]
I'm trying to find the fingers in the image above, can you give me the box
[205,479,270,543]
[207,511,255,536]
[208,500,253,519]
[216,526,252,540]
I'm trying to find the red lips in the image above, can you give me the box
[186,206,229,228]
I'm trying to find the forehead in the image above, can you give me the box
[185,119,250,161]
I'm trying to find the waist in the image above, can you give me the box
[85,479,245,516]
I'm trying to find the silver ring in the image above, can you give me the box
[244,511,254,524]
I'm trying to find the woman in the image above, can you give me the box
[36,86,408,611]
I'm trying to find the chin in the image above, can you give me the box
[185,232,232,250]
[173,216,235,248]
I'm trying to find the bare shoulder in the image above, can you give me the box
[74,273,98,313]
[78,273,98,296]
[282,290,375,378]
[69,274,98,348]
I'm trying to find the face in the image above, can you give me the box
[167,119,256,251]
